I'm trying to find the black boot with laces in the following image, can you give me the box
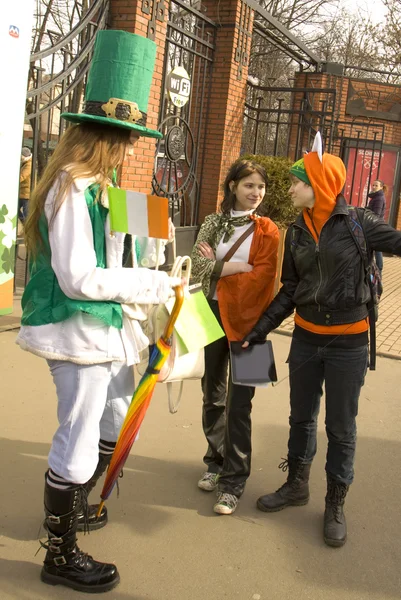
[257,457,311,512]
[324,477,349,547]
[41,479,120,593]
[76,452,112,532]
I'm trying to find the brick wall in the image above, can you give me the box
[108,0,255,223]
[197,0,254,221]
[295,72,401,149]
[293,72,401,229]
[109,0,168,192]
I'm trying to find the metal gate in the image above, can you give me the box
[152,0,217,227]
[16,0,109,289]
[333,121,385,208]
[243,80,385,210]
[26,0,109,184]
[243,81,337,159]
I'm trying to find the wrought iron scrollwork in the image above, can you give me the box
[152,0,217,226]
[166,125,186,162]
[26,0,109,181]
[153,116,197,226]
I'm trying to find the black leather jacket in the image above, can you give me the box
[367,190,386,219]
[247,196,401,340]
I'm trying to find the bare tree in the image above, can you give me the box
[382,0,401,78]
[243,0,340,154]
[315,8,383,77]
[27,0,92,175]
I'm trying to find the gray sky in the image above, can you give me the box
[340,0,387,23]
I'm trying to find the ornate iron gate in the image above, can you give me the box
[16,0,109,289]
[243,82,337,159]
[243,81,385,210]
[152,0,217,227]
[26,0,109,184]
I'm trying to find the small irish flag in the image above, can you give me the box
[108,188,169,239]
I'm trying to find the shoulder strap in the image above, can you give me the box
[347,207,370,267]
[345,206,376,370]
[221,222,256,263]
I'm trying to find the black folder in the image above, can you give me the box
[229,340,277,387]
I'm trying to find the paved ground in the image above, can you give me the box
[0,330,400,600]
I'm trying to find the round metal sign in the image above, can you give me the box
[166,125,185,161]
[166,66,191,108]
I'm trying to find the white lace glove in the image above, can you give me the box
[133,272,181,305]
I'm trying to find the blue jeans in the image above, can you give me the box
[287,338,368,485]
[18,198,28,223]
[375,251,383,273]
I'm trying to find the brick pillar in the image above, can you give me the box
[109,1,168,192]
[198,0,254,222]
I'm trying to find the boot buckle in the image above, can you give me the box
[53,556,67,566]
[49,536,63,545]
[49,545,62,554]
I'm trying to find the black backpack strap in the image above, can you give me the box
[345,207,376,370]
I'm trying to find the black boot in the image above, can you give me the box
[41,480,120,593]
[324,477,349,547]
[77,452,112,532]
[257,458,311,512]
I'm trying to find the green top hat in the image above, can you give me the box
[62,30,162,139]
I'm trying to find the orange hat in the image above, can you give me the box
[302,133,346,240]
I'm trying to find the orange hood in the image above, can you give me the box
[303,152,346,242]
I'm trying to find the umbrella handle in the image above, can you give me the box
[163,285,184,340]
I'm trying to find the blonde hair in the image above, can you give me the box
[25,123,131,256]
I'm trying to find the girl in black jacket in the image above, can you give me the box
[243,137,401,548]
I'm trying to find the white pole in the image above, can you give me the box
[0,1,34,314]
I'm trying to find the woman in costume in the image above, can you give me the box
[243,134,401,547]
[191,159,279,515]
[16,31,179,593]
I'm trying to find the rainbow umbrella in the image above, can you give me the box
[96,285,184,517]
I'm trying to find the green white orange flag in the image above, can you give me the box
[108,188,169,239]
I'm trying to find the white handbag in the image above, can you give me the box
[137,254,205,414]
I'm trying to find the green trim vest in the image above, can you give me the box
[21,184,123,329]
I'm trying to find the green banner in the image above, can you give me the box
[166,290,225,353]
[108,187,129,233]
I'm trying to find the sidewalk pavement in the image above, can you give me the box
[3,256,401,358]
[1,330,400,600]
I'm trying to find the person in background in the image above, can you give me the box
[367,180,387,293]
[18,147,32,223]
[243,135,401,548]
[191,158,279,516]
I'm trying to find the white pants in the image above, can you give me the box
[47,360,135,484]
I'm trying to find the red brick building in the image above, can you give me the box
[109,0,401,237]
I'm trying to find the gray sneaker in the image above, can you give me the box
[198,472,219,492]
[213,492,239,515]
